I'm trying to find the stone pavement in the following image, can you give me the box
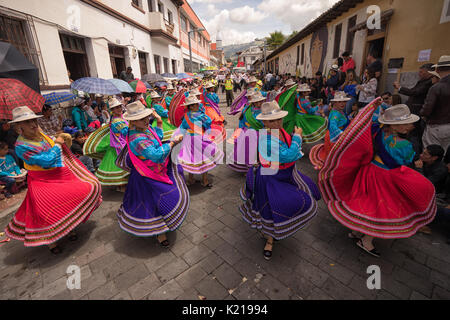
[1,91,450,300]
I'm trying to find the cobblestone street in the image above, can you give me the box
[1,92,449,301]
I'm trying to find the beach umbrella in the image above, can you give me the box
[43,92,77,105]
[0,78,45,120]
[71,77,121,95]
[107,79,134,93]
[142,73,165,83]
[128,80,148,93]
[0,42,41,93]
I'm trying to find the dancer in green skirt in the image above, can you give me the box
[83,97,129,190]
[150,91,177,142]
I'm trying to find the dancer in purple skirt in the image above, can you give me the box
[240,101,321,260]
[116,101,189,248]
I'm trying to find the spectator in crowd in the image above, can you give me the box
[37,104,63,137]
[394,63,434,115]
[72,98,92,131]
[357,68,378,109]
[429,70,441,85]
[421,55,450,151]
[0,141,22,198]
[119,67,134,82]
[71,131,96,174]
[341,69,359,115]
[415,145,448,195]
[366,51,383,79]
[326,65,341,103]
[341,51,356,73]
[225,73,234,107]
[336,58,346,87]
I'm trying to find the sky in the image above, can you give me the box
[186,0,340,46]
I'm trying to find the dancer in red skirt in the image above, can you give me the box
[5,106,102,254]
[319,100,436,257]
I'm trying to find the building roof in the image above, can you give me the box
[266,0,364,60]
[211,43,217,50]
[181,0,210,40]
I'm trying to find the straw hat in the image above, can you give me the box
[297,84,311,92]
[150,91,161,99]
[123,101,153,121]
[204,82,215,89]
[182,95,202,107]
[331,64,339,71]
[428,70,441,79]
[331,91,351,102]
[246,88,258,97]
[378,104,420,125]
[9,106,43,124]
[432,55,450,69]
[167,84,175,90]
[284,79,297,88]
[73,97,86,106]
[249,92,266,104]
[108,97,123,109]
[248,76,258,83]
[189,88,202,96]
[256,101,288,121]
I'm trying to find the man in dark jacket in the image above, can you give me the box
[394,63,434,115]
[421,56,450,152]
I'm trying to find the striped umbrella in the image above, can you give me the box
[107,79,134,93]
[71,77,121,95]
[0,78,45,120]
[129,80,148,93]
[42,92,77,105]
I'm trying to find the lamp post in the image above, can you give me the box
[188,28,205,73]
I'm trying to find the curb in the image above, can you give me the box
[0,203,20,220]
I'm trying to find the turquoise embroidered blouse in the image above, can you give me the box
[128,127,170,164]
[152,103,169,118]
[206,92,220,104]
[259,132,303,164]
[0,155,21,177]
[381,132,415,166]
[110,117,129,137]
[328,110,349,143]
[239,105,263,129]
[15,136,63,169]
[180,110,212,136]
[297,95,318,115]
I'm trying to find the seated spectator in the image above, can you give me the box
[71,131,96,174]
[341,69,359,115]
[415,145,448,197]
[72,98,92,131]
[0,141,22,198]
[37,104,63,137]
[341,51,356,73]
[357,68,377,108]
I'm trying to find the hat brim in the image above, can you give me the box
[433,63,450,68]
[297,89,311,92]
[183,100,201,106]
[256,110,289,121]
[110,102,123,109]
[123,108,153,121]
[9,114,43,124]
[331,98,351,102]
[378,114,420,125]
[249,97,266,103]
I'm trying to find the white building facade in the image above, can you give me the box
[238,46,263,71]
[0,0,185,93]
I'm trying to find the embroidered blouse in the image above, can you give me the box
[328,110,349,143]
[239,106,263,129]
[0,155,21,177]
[206,92,220,104]
[381,133,415,166]
[372,103,391,122]
[15,135,63,169]
[110,117,129,137]
[165,94,175,107]
[180,111,212,136]
[297,96,318,115]
[259,132,303,164]
[152,103,169,118]
[128,127,170,164]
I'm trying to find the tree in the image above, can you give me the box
[286,31,299,42]
[266,31,286,50]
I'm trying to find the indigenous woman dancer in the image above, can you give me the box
[83,97,129,190]
[204,83,226,125]
[310,91,351,170]
[319,102,436,257]
[227,91,265,173]
[165,84,176,108]
[240,101,321,260]
[292,84,327,143]
[150,91,177,142]
[5,106,102,253]
[177,95,223,188]
[116,101,189,247]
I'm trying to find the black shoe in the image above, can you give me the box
[263,249,272,260]
[357,239,380,258]
[223,120,228,126]
[68,232,78,242]
[5,192,13,199]
[49,245,63,255]
[159,240,170,248]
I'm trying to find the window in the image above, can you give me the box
[190,22,195,34]
[132,0,140,7]
[251,56,256,61]
[163,57,169,73]
[198,33,202,45]
[346,15,357,54]
[172,59,177,74]
[147,0,154,12]
[157,1,164,16]
[167,10,173,24]
[139,52,148,77]
[154,55,161,74]
[441,0,450,23]
[296,45,300,66]
[181,15,187,32]
[301,43,305,65]
[60,33,91,80]
[333,23,342,59]
[0,14,46,84]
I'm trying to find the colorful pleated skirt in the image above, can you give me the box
[226,128,258,173]
[309,131,334,169]
[240,165,321,240]
[293,113,327,144]
[152,118,177,142]
[83,125,129,186]
[117,155,190,237]
[5,145,102,247]
[319,102,437,239]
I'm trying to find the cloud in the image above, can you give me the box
[207,4,218,16]
[229,6,268,24]
[258,0,339,31]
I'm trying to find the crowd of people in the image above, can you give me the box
[1,53,449,260]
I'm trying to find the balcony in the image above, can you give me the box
[148,12,178,44]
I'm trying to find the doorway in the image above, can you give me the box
[109,45,126,79]
[64,52,89,81]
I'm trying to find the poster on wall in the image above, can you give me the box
[418,49,432,62]
[310,26,329,74]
